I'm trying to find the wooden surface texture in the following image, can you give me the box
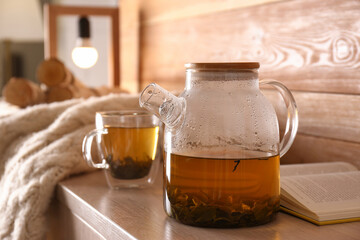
[50,170,360,240]
[281,133,360,169]
[263,89,360,166]
[139,0,360,94]
[120,0,140,92]
[139,0,282,25]
[263,90,360,143]
[47,200,105,240]
[120,0,278,92]
[126,0,360,166]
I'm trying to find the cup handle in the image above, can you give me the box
[82,128,109,169]
[260,79,299,157]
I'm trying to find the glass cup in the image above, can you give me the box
[82,110,161,188]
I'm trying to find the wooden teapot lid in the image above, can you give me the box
[185,62,260,70]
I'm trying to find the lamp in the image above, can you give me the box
[71,16,98,69]
[44,4,120,87]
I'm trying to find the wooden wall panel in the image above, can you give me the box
[129,0,360,166]
[139,0,360,94]
[281,134,360,169]
[120,0,140,93]
[263,90,360,143]
[119,0,280,92]
[140,0,282,25]
[264,89,360,166]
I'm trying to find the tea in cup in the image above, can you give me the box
[82,110,161,188]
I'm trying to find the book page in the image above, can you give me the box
[280,162,357,177]
[281,171,360,218]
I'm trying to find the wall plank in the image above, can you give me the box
[120,0,140,93]
[140,0,360,94]
[134,0,360,166]
[263,90,360,143]
[140,0,282,25]
[282,133,360,170]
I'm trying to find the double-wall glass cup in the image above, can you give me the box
[82,110,161,188]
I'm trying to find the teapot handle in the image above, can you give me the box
[260,79,299,158]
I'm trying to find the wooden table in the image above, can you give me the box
[48,170,360,240]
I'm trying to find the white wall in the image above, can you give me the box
[0,0,43,41]
[54,0,118,87]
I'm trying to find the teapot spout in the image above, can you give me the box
[139,83,185,128]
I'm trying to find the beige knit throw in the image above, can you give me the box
[0,94,140,240]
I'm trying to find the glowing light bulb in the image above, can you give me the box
[72,39,98,69]
[72,16,98,69]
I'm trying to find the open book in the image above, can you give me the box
[280,161,360,225]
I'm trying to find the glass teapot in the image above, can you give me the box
[139,62,298,227]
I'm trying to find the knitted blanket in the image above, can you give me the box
[0,94,140,240]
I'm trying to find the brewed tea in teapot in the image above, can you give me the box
[139,62,298,227]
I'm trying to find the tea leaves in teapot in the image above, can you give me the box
[168,187,279,227]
